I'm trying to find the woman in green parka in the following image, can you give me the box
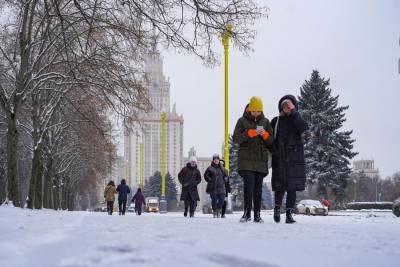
[233,96,274,223]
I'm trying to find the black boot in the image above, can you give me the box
[189,212,194,218]
[253,211,264,223]
[239,210,251,223]
[286,209,296,224]
[274,206,281,223]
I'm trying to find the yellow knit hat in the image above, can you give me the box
[248,96,263,112]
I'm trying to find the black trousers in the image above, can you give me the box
[107,201,114,215]
[274,190,296,209]
[222,200,227,216]
[239,171,265,214]
[184,200,197,214]
[118,200,127,215]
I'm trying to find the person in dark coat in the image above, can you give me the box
[271,95,309,224]
[219,159,231,218]
[116,179,131,215]
[233,97,274,223]
[204,154,226,218]
[178,156,202,217]
[131,188,146,216]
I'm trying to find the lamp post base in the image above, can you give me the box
[159,197,167,213]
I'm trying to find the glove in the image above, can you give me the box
[247,129,258,138]
[261,131,270,141]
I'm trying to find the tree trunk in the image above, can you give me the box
[43,159,53,209]
[0,168,6,204]
[7,114,20,207]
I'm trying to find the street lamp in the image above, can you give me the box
[159,111,167,213]
[222,24,232,172]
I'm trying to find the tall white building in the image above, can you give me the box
[124,48,184,193]
[352,159,380,179]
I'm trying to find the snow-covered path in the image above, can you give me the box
[0,206,399,267]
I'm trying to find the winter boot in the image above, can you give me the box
[190,212,194,218]
[184,210,188,217]
[273,206,281,223]
[239,210,251,223]
[213,210,217,218]
[286,209,296,224]
[216,209,221,218]
[254,211,264,223]
[221,214,226,218]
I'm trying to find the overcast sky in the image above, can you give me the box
[157,0,400,178]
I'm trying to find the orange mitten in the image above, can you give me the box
[261,131,270,141]
[247,129,258,138]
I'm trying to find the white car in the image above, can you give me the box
[296,200,328,216]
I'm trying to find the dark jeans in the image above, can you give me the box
[118,200,127,215]
[239,170,265,213]
[210,193,225,211]
[107,201,114,215]
[274,190,297,209]
[136,205,143,215]
[222,200,227,216]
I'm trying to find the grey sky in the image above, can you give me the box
[158,0,400,178]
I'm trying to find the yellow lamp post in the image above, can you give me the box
[139,143,143,190]
[160,111,167,213]
[222,25,232,172]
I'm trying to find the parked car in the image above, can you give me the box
[296,199,328,216]
[145,197,159,213]
[393,197,400,217]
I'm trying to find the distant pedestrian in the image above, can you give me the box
[131,188,146,215]
[178,156,202,217]
[116,179,131,215]
[321,196,331,210]
[233,96,274,223]
[204,154,226,218]
[104,181,117,215]
[271,95,309,224]
[219,159,231,218]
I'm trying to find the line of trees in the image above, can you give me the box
[0,0,267,209]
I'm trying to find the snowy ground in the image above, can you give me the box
[0,206,399,267]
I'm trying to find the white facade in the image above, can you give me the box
[352,159,380,179]
[124,50,184,193]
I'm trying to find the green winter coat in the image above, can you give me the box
[233,109,274,174]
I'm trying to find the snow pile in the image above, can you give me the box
[0,206,399,267]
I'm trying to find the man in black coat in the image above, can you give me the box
[178,157,202,217]
[116,179,131,215]
[271,95,308,224]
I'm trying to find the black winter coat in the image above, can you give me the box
[221,167,231,197]
[204,163,226,195]
[271,95,309,192]
[178,163,202,201]
[116,180,131,202]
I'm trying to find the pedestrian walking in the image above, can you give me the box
[178,156,202,217]
[104,181,117,215]
[219,159,231,218]
[204,154,226,218]
[233,96,274,223]
[116,179,131,215]
[131,188,146,215]
[271,95,309,224]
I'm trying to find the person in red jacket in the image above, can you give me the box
[321,196,331,209]
[131,188,146,216]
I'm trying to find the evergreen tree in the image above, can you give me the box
[298,70,357,203]
[228,135,244,209]
[143,171,178,205]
